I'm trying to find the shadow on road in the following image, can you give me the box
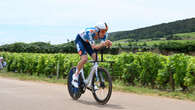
[77,99,125,109]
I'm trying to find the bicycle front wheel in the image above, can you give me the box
[67,67,81,100]
[92,67,112,105]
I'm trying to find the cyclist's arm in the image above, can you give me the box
[91,40,112,49]
[91,34,111,49]
[87,31,105,49]
[91,42,106,50]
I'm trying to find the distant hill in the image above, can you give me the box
[108,18,195,41]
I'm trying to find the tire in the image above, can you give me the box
[67,67,81,100]
[92,67,112,105]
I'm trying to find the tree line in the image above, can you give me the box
[1,40,195,54]
[0,42,76,53]
[0,41,120,54]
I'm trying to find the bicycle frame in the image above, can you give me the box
[79,49,111,89]
[80,61,99,88]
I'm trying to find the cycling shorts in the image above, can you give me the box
[75,34,95,56]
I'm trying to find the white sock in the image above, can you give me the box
[75,67,78,74]
[75,67,79,77]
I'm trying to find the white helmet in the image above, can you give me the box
[95,22,108,30]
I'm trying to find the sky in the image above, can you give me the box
[0,0,195,45]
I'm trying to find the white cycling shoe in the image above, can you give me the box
[71,74,79,88]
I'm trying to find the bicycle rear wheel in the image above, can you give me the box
[92,67,112,105]
[67,67,81,100]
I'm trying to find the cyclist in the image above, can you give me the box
[72,22,112,88]
[0,57,4,69]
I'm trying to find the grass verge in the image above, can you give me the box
[0,71,66,84]
[0,71,195,102]
[113,80,195,101]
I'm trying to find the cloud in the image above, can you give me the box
[1,0,194,27]
[0,32,6,35]
[0,0,195,44]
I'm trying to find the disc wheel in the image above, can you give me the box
[67,67,81,100]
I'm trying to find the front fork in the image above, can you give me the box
[95,63,105,85]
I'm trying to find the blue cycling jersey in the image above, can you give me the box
[78,27,107,45]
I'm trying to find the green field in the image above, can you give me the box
[175,32,195,39]
[113,39,195,47]
[112,32,195,47]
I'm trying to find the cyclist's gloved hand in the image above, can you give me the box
[105,40,112,48]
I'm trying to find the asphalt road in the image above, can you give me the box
[0,77,195,110]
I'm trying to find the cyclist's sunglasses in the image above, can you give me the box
[100,29,107,34]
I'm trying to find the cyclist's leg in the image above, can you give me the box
[85,42,96,60]
[72,55,88,88]
[72,36,89,88]
[75,38,88,75]
[76,55,88,75]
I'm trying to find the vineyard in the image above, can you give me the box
[0,52,195,92]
